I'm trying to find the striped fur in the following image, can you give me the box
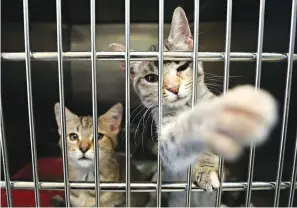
[109,7,221,207]
[109,6,277,207]
[54,103,149,207]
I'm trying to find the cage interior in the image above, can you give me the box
[1,0,297,206]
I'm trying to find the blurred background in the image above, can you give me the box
[1,0,297,206]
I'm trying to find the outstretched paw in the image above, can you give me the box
[158,85,278,172]
[204,85,278,161]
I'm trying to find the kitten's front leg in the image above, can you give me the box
[191,151,221,191]
[159,85,278,173]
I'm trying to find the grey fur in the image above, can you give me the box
[109,6,278,207]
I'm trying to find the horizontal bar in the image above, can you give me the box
[1,181,295,192]
[1,52,297,62]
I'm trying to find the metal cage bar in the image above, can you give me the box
[0,101,12,207]
[288,129,297,206]
[1,181,296,192]
[216,0,232,206]
[1,1,297,208]
[274,0,297,206]
[185,0,200,206]
[245,0,266,206]
[90,0,100,206]
[22,0,41,206]
[0,99,13,206]
[1,52,297,62]
[55,0,71,206]
[0,2,13,205]
[156,0,164,206]
[125,0,131,205]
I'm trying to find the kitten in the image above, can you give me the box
[54,103,149,207]
[109,6,277,207]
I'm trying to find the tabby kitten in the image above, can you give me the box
[109,6,277,207]
[54,103,149,207]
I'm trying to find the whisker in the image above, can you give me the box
[206,83,224,88]
[134,107,151,149]
[204,72,241,78]
[141,110,153,152]
[204,78,225,83]
[207,86,223,94]
[121,104,146,147]
[129,103,144,122]
[130,106,146,125]
[120,103,145,146]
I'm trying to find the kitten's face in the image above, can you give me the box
[54,103,123,169]
[109,7,205,109]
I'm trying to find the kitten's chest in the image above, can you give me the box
[69,168,95,182]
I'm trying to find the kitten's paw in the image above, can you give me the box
[194,168,220,191]
[205,85,278,160]
[192,153,221,191]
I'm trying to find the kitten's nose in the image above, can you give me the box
[79,141,90,153]
[167,86,179,95]
[79,146,89,153]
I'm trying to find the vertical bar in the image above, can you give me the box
[245,0,266,206]
[90,0,100,206]
[156,0,164,206]
[274,0,297,206]
[22,0,40,206]
[0,104,12,207]
[288,130,297,207]
[185,0,200,206]
[125,0,131,205]
[216,0,232,206]
[56,0,71,206]
[0,2,13,205]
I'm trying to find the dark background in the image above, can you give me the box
[1,0,297,206]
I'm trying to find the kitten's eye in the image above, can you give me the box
[177,62,190,72]
[97,133,104,141]
[69,133,79,141]
[144,74,158,83]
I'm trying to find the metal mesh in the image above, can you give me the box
[1,0,297,207]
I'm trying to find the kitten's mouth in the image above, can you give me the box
[172,95,188,102]
[79,156,91,160]
[166,95,189,107]
[177,95,187,100]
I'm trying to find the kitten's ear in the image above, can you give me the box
[168,7,193,50]
[101,103,123,134]
[109,43,136,80]
[54,102,78,127]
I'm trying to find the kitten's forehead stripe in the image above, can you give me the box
[79,116,93,128]
[148,63,154,72]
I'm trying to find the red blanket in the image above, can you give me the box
[1,157,65,207]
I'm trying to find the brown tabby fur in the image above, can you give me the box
[54,103,149,207]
